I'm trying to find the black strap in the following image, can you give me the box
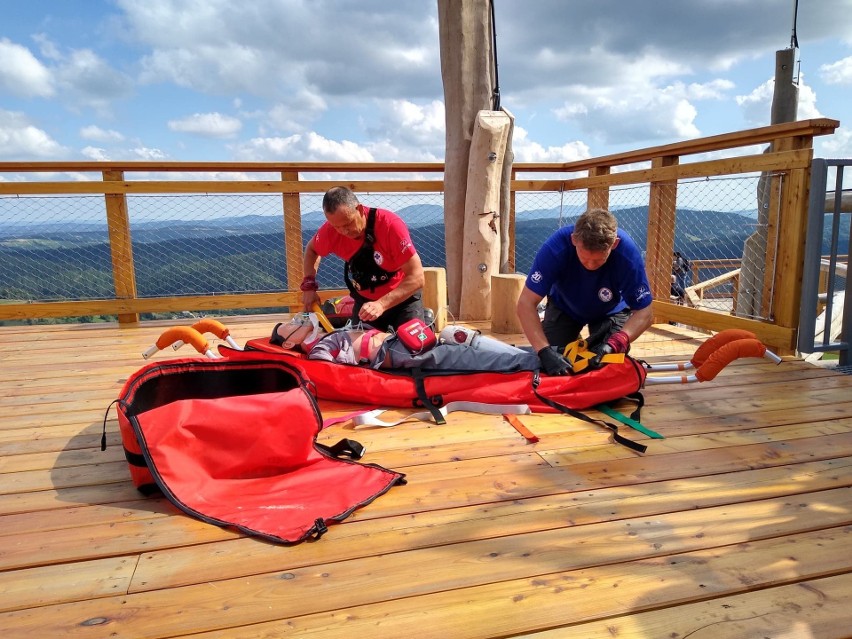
[101,399,120,451]
[343,208,396,294]
[307,517,328,540]
[124,447,147,467]
[531,373,647,454]
[411,368,446,424]
[316,438,366,460]
[625,391,645,421]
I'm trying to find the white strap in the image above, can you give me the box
[352,401,531,428]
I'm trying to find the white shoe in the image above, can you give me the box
[439,325,479,346]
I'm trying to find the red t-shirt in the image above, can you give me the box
[312,205,417,300]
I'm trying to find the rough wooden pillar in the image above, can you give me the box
[459,110,512,320]
[438,0,494,316]
[490,273,525,334]
[423,266,448,332]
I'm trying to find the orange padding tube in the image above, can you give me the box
[694,338,766,382]
[191,318,230,339]
[691,329,757,367]
[155,327,210,354]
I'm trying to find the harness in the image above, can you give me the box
[344,207,398,294]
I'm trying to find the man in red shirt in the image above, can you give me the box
[301,186,426,331]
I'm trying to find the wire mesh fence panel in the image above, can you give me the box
[0,176,786,325]
[0,195,115,301]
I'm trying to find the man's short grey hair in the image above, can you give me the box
[322,186,360,214]
[572,208,618,252]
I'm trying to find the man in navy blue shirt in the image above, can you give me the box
[516,208,653,376]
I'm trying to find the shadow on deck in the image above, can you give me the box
[1,315,851,638]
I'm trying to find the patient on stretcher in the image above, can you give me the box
[270,315,541,373]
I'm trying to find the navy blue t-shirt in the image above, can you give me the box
[525,225,652,324]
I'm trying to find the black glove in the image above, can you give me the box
[537,346,572,376]
[588,344,613,370]
[589,330,629,369]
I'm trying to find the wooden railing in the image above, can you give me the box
[0,118,841,352]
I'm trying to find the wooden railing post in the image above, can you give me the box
[771,140,815,353]
[587,166,611,211]
[645,156,679,306]
[102,170,138,324]
[282,170,303,305]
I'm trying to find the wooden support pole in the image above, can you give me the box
[490,273,525,334]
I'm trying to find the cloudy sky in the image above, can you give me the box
[2,0,851,169]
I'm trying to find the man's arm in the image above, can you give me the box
[358,253,425,322]
[301,237,322,310]
[621,304,653,343]
[517,286,573,376]
[516,287,549,352]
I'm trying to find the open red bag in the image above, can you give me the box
[114,357,405,544]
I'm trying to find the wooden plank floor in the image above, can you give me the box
[1,315,851,638]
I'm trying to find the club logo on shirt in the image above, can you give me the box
[373,251,384,266]
[598,287,613,302]
[531,270,543,283]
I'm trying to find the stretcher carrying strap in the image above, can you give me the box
[411,367,446,424]
[531,373,647,454]
[595,395,663,440]
[352,401,532,428]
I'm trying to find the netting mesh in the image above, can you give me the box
[0,174,786,322]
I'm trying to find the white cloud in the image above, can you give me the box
[81,146,111,161]
[554,88,701,145]
[168,113,243,138]
[233,132,375,162]
[735,79,774,126]
[737,75,823,126]
[56,49,134,111]
[818,127,852,157]
[80,125,125,143]
[511,126,590,163]
[265,91,328,133]
[132,147,169,160]
[0,38,54,98]
[819,56,852,85]
[0,109,67,159]
[367,99,445,151]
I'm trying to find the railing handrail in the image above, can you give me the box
[0,118,838,176]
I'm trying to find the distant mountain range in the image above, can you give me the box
[1,204,846,306]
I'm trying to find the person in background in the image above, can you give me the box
[301,186,425,331]
[516,208,654,376]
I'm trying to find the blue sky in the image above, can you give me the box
[1,0,851,171]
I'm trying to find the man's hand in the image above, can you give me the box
[358,300,386,323]
[302,290,320,312]
[537,346,573,376]
[589,330,630,369]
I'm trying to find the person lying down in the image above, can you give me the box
[270,314,541,373]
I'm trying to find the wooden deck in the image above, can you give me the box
[2,315,851,638]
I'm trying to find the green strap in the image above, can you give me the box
[595,403,664,439]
